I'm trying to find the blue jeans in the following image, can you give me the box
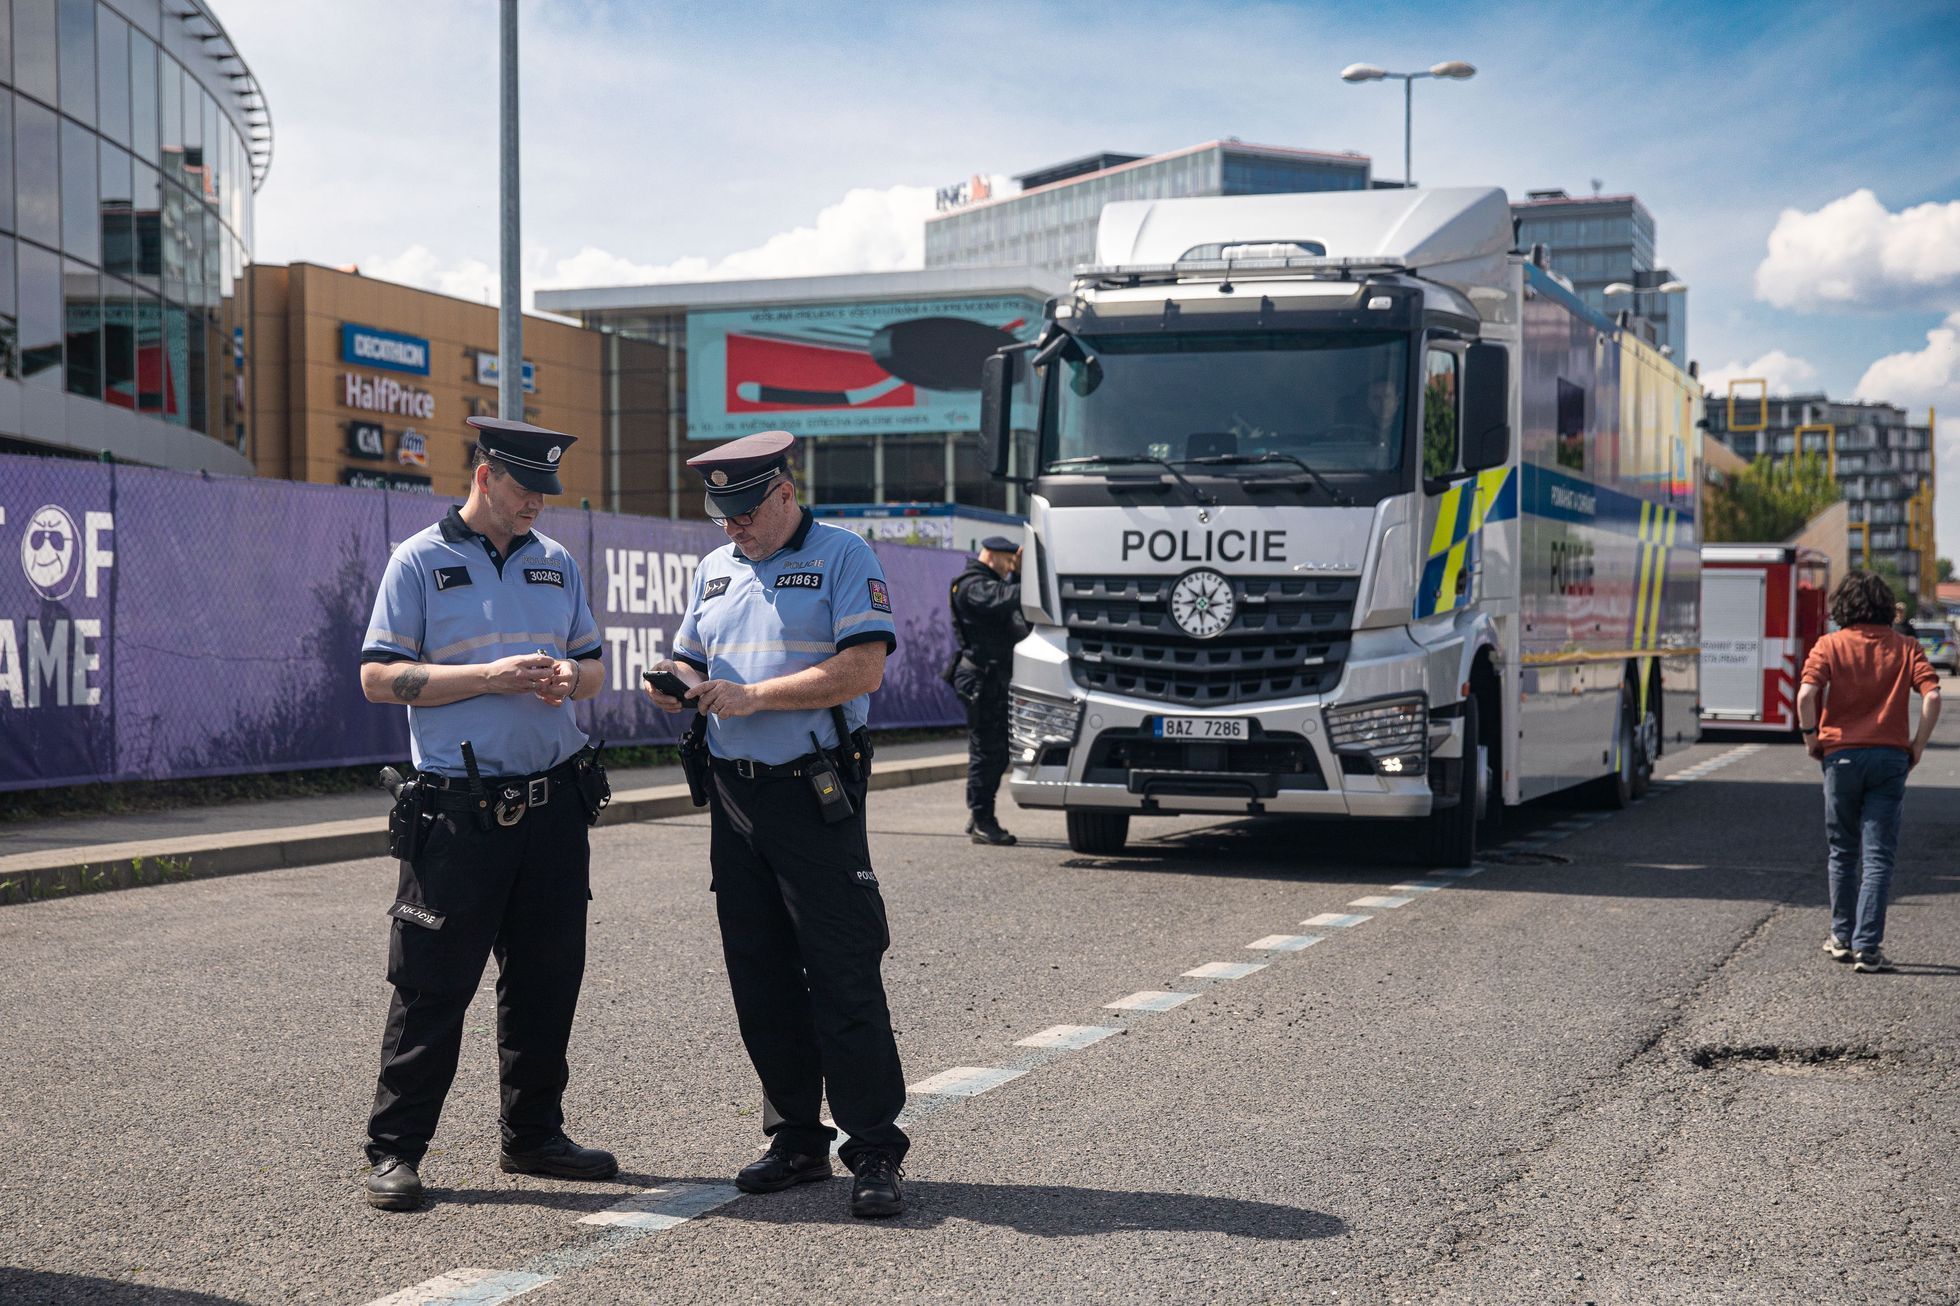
[1821,746,1911,952]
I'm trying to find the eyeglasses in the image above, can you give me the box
[30,529,68,551]
[710,482,786,529]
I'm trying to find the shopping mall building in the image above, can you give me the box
[1,0,262,473]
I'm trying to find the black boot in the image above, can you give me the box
[737,1142,834,1193]
[499,1133,619,1180]
[849,1149,904,1218]
[366,1156,423,1211]
[970,812,1017,846]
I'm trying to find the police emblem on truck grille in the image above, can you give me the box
[1169,569,1236,639]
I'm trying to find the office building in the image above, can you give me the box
[2,0,267,474]
[1704,393,1936,602]
[924,141,1372,275]
[1511,189,1686,362]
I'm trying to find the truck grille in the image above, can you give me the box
[1059,574,1358,705]
[1082,729,1325,789]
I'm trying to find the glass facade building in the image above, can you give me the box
[0,0,267,474]
[1511,190,1686,363]
[924,141,1372,276]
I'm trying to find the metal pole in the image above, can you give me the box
[1403,75,1413,187]
[498,0,521,422]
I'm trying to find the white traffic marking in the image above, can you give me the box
[909,1065,1028,1097]
[1104,991,1200,1013]
[579,1182,742,1231]
[1183,961,1269,980]
[1247,933,1325,952]
[1348,895,1414,909]
[1388,881,1447,893]
[1301,912,1371,928]
[1016,1024,1122,1051]
[361,1270,553,1306]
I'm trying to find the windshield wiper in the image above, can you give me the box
[1185,452,1355,507]
[1046,454,1217,507]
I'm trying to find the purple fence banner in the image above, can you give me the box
[0,453,966,792]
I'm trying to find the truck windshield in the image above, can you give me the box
[1041,331,1409,475]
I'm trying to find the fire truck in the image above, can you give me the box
[1698,545,1830,732]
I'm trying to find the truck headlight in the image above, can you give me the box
[1010,690,1083,762]
[1326,692,1428,775]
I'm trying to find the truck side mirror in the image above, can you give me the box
[980,351,1016,478]
[1462,342,1511,473]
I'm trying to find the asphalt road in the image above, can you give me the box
[3,697,1957,1305]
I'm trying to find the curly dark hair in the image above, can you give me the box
[1829,569,1896,628]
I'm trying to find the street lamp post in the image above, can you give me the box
[499,0,521,422]
[1338,59,1476,187]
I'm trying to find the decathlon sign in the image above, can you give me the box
[340,323,431,376]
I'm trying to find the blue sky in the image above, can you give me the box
[222,0,1960,556]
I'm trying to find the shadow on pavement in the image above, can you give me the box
[0,1269,250,1304]
[709,1177,1346,1240]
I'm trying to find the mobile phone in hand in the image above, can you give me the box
[642,669,692,700]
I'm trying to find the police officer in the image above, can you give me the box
[356,416,617,1211]
[951,536,1027,845]
[643,429,909,1219]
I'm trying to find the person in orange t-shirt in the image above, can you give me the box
[1797,571,1943,973]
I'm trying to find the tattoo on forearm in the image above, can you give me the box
[392,666,430,702]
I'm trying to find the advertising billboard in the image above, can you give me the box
[686,296,1040,441]
[340,323,431,376]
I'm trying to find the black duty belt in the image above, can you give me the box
[422,758,575,824]
[712,754,824,782]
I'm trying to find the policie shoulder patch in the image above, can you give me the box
[703,576,731,599]
[777,571,823,590]
[524,567,565,588]
[868,578,892,612]
[388,900,446,930]
[432,566,473,591]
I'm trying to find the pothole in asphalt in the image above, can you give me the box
[1480,850,1571,866]
[1688,1044,1892,1077]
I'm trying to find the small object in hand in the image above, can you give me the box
[643,669,692,700]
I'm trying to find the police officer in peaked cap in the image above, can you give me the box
[356,416,618,1211]
[643,429,911,1218]
[950,534,1027,845]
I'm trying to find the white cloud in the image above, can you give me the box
[1699,349,1819,398]
[1755,190,1960,312]
[1854,314,1960,562]
[357,184,939,308]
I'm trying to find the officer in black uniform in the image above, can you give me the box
[356,417,618,1211]
[643,429,910,1219]
[951,536,1027,845]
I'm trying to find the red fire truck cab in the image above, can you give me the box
[1699,545,1832,732]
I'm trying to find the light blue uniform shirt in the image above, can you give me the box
[362,507,601,778]
[673,510,897,765]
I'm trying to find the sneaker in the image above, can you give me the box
[1853,949,1895,973]
[1822,936,1853,962]
[849,1149,904,1218]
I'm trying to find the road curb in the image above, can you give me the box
[0,753,970,906]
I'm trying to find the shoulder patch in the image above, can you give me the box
[524,567,565,588]
[777,571,824,590]
[868,578,891,612]
[703,576,731,599]
[433,566,473,591]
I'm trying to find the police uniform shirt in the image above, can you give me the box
[362,507,602,777]
[673,509,897,766]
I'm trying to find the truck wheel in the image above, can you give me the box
[1066,810,1130,855]
[1587,680,1649,809]
[1423,695,1481,868]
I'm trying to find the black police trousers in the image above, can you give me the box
[958,665,1011,817]
[709,762,909,1169]
[366,793,589,1168]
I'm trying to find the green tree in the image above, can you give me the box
[1940,557,1954,583]
[1703,453,1842,544]
[1871,558,1916,619]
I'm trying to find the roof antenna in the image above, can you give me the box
[1218,257,1234,294]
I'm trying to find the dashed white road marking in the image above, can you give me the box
[1349,894,1415,909]
[579,1183,741,1231]
[1105,990,1199,1013]
[1388,881,1447,893]
[909,1065,1029,1096]
[1248,933,1324,952]
[1301,911,1371,928]
[1016,1024,1122,1051]
[1183,961,1269,980]
[361,1269,554,1306]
